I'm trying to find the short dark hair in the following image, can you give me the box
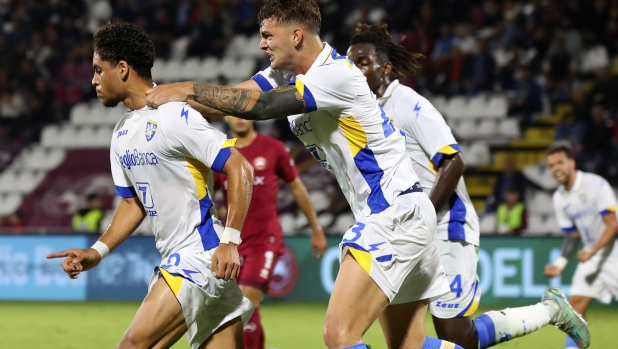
[86,193,99,202]
[351,23,424,77]
[546,141,573,159]
[258,0,321,34]
[93,22,154,79]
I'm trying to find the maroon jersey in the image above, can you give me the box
[213,133,298,254]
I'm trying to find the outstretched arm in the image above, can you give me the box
[47,197,146,278]
[146,81,305,121]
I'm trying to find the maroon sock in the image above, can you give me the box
[243,307,264,349]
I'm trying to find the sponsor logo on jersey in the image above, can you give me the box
[434,301,460,309]
[306,144,332,170]
[145,119,158,141]
[253,157,267,171]
[120,149,159,170]
[267,245,298,298]
[117,130,128,138]
[289,119,312,137]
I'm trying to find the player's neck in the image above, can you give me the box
[123,78,154,111]
[293,38,324,75]
[565,171,577,191]
[375,77,395,98]
[233,130,257,148]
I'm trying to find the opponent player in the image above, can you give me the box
[46,22,254,349]
[347,24,591,349]
[545,142,618,349]
[213,115,327,349]
[145,1,463,348]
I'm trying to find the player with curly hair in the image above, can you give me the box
[347,23,591,349]
[47,22,255,349]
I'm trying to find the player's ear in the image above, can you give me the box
[292,28,304,51]
[382,62,393,78]
[117,60,130,81]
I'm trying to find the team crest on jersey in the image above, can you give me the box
[145,119,158,142]
[253,157,267,171]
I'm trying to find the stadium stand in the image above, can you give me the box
[1,0,618,236]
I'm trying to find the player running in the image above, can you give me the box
[213,115,327,349]
[545,142,618,349]
[145,1,463,348]
[47,22,254,349]
[346,24,591,349]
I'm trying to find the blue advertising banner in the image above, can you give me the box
[0,235,87,300]
[85,236,161,300]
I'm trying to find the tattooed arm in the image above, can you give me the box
[190,82,306,121]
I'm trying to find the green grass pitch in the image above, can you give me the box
[1,302,615,348]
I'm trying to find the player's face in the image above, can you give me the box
[259,19,297,70]
[225,115,254,136]
[547,151,575,185]
[347,43,384,94]
[92,52,124,107]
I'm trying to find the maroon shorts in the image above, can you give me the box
[237,249,282,292]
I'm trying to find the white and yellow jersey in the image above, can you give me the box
[553,171,617,250]
[252,43,417,220]
[110,102,235,258]
[380,80,479,246]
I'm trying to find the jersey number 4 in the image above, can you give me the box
[450,274,463,298]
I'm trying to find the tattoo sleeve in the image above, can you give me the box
[192,82,306,121]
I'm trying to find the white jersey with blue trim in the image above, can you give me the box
[252,43,418,220]
[379,80,479,246]
[553,171,617,250]
[110,102,235,259]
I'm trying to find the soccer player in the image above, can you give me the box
[145,1,463,348]
[46,22,254,349]
[347,24,591,349]
[545,141,618,349]
[213,115,327,349]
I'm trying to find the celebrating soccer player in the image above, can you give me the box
[346,24,591,349]
[213,115,326,349]
[545,141,618,349]
[47,22,255,349]
[145,0,467,348]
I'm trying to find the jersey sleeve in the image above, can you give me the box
[591,176,617,216]
[110,146,136,198]
[398,98,459,170]
[291,63,356,113]
[160,103,236,172]
[275,143,299,183]
[553,192,576,233]
[251,67,293,91]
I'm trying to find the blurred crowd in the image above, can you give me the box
[3,0,618,231]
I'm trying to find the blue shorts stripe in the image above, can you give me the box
[455,280,479,317]
[115,185,137,198]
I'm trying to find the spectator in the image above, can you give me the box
[555,85,590,144]
[469,38,496,92]
[579,31,609,75]
[453,23,476,55]
[579,105,612,173]
[588,68,618,112]
[72,193,104,233]
[495,186,527,235]
[149,8,174,58]
[543,37,577,106]
[491,158,526,209]
[431,23,455,62]
[508,66,542,131]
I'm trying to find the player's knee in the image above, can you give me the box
[434,318,477,349]
[117,333,147,349]
[323,320,358,349]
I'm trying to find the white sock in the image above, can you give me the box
[476,303,551,348]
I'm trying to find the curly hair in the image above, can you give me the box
[351,23,424,77]
[258,0,321,34]
[93,22,154,79]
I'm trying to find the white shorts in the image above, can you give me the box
[150,249,255,349]
[570,244,618,304]
[339,189,450,304]
[430,239,481,319]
